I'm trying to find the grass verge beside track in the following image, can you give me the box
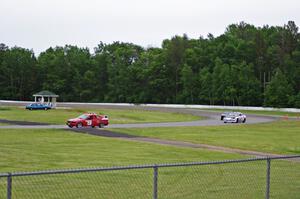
[111,121,300,155]
[0,129,240,172]
[0,106,201,125]
[0,129,299,199]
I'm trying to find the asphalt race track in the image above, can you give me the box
[0,105,277,129]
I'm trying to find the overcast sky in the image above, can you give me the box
[1,0,299,54]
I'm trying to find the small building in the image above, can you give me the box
[33,90,59,108]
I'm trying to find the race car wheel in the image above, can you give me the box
[91,125,95,128]
[236,119,239,123]
[76,123,83,128]
[243,118,246,123]
[68,125,73,128]
[99,123,104,128]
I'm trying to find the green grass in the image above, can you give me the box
[0,129,298,199]
[1,159,299,199]
[0,106,201,124]
[0,107,299,198]
[111,121,300,155]
[0,129,241,172]
[200,108,300,117]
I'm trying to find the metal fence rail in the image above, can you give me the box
[0,155,299,199]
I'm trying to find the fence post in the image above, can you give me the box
[265,158,271,199]
[153,166,158,199]
[7,173,12,199]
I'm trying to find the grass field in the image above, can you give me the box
[1,158,299,199]
[0,129,242,172]
[0,107,299,198]
[0,106,201,124]
[0,129,299,199]
[112,121,300,155]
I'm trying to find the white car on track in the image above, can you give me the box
[223,112,246,123]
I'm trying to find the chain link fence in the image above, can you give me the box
[0,156,299,199]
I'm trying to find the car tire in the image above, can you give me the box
[76,123,83,128]
[221,116,224,120]
[68,125,73,128]
[91,125,95,128]
[99,123,104,128]
[243,118,246,123]
[236,119,239,123]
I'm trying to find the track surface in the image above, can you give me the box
[0,105,285,157]
[0,106,277,129]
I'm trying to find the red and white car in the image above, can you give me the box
[66,113,109,128]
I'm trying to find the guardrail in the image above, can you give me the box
[1,100,300,113]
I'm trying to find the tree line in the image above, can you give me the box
[1,21,300,108]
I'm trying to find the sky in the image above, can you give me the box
[1,0,300,54]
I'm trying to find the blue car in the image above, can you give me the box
[26,103,52,110]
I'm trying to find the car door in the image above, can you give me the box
[85,116,93,126]
[238,113,243,121]
[91,115,99,126]
[37,104,42,110]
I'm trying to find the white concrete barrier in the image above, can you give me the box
[1,100,300,113]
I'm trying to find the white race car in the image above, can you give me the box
[223,112,246,123]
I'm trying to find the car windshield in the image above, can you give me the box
[77,114,89,119]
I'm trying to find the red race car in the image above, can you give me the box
[66,113,109,128]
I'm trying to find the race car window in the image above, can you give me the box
[78,114,89,119]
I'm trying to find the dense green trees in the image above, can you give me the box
[1,21,300,108]
[0,46,37,100]
[37,46,92,101]
[264,68,294,107]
